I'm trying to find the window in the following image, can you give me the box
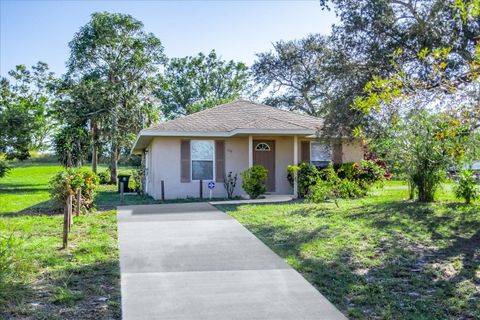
[191,140,214,180]
[255,142,271,151]
[310,142,331,167]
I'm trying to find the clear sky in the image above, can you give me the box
[0,0,337,77]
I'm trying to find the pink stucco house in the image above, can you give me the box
[132,100,363,199]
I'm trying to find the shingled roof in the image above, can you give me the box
[132,100,323,153]
[145,100,323,132]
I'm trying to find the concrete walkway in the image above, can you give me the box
[117,203,346,320]
[209,194,294,205]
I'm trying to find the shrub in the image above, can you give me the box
[357,159,386,190]
[49,169,100,212]
[129,167,145,195]
[288,162,320,197]
[305,180,331,203]
[455,168,479,204]
[337,162,360,181]
[338,179,365,198]
[97,169,110,184]
[0,159,11,179]
[224,172,238,199]
[241,165,268,199]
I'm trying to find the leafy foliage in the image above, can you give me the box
[288,162,320,197]
[367,109,477,202]
[49,169,100,212]
[155,50,251,119]
[53,126,89,168]
[455,168,479,204]
[0,159,11,179]
[0,62,56,160]
[66,12,165,181]
[241,165,268,199]
[252,34,368,137]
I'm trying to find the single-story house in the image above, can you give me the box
[131,100,363,199]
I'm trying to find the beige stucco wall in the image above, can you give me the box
[145,136,363,200]
[341,140,364,164]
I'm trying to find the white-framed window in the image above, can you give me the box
[310,142,331,167]
[255,142,271,151]
[191,140,215,180]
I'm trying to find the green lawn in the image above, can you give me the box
[0,162,154,319]
[217,182,480,320]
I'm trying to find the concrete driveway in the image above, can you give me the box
[117,203,345,320]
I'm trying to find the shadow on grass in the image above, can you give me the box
[223,200,480,319]
[0,260,121,320]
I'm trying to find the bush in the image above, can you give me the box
[129,167,145,195]
[288,162,320,197]
[305,180,331,202]
[337,162,360,181]
[0,159,11,179]
[241,165,268,199]
[97,169,110,184]
[358,159,386,189]
[455,168,479,204]
[49,169,100,213]
[338,179,365,198]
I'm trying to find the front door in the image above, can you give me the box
[253,140,275,192]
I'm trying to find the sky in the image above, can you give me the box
[0,0,338,77]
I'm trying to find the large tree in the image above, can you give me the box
[254,0,479,136]
[0,62,56,160]
[252,34,370,136]
[67,12,165,182]
[155,50,251,119]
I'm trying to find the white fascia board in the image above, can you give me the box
[131,128,318,154]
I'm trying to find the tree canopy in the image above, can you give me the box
[155,50,251,119]
[66,12,165,180]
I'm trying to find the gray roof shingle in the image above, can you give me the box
[145,100,323,133]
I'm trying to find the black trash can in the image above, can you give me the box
[118,175,131,193]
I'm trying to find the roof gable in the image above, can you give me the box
[145,100,323,133]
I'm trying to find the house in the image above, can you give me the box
[131,100,364,199]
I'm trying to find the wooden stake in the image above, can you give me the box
[62,203,68,249]
[76,189,81,216]
[120,182,125,204]
[67,194,73,231]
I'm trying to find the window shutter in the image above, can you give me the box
[332,141,343,164]
[215,140,225,183]
[180,140,191,183]
[300,141,310,163]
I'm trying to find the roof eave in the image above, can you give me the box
[130,128,319,154]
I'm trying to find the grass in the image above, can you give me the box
[217,181,480,319]
[0,162,133,319]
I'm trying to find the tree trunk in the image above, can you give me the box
[109,144,118,184]
[91,120,98,174]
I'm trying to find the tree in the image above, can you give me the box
[53,126,89,168]
[351,2,480,202]
[52,75,112,172]
[252,34,370,137]
[155,50,251,119]
[67,12,165,183]
[0,62,56,160]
